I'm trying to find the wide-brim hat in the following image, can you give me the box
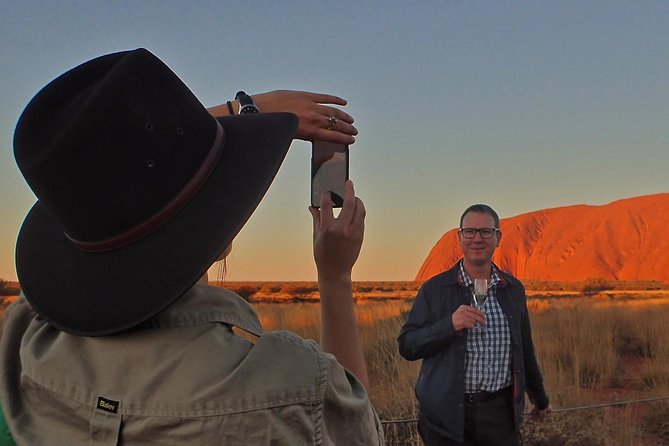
[14,48,297,336]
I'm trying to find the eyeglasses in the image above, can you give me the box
[459,228,498,239]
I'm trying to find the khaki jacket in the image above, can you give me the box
[0,285,384,445]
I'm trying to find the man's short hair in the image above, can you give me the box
[459,204,500,229]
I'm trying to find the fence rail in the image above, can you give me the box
[379,395,669,444]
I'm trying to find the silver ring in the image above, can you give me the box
[327,115,337,130]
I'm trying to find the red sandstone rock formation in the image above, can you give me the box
[416,193,669,282]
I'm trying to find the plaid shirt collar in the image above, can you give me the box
[457,259,506,288]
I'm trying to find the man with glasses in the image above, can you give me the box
[399,204,551,445]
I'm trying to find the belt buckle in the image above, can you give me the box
[465,392,479,403]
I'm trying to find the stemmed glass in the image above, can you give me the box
[472,278,489,329]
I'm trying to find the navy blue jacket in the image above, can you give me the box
[398,262,550,442]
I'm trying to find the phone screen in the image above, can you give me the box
[311,140,349,208]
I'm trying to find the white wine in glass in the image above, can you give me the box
[472,278,489,329]
[473,278,489,310]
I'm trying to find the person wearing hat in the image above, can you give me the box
[0,49,383,445]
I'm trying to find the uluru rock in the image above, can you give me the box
[416,193,669,282]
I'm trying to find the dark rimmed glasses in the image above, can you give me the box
[459,227,498,239]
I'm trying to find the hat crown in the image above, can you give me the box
[14,48,217,245]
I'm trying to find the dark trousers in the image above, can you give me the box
[418,387,521,446]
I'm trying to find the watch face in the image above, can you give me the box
[240,105,259,114]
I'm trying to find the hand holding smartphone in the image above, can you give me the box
[311,140,349,208]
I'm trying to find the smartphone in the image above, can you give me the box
[311,140,349,208]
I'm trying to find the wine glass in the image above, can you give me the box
[472,278,489,329]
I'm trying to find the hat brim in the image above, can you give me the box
[16,112,298,336]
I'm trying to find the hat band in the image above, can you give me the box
[69,120,225,252]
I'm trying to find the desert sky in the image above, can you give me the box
[1,1,668,282]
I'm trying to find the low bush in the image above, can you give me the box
[581,278,614,295]
[0,280,20,296]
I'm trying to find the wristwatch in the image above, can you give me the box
[235,91,259,114]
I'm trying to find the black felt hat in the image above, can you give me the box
[14,48,297,336]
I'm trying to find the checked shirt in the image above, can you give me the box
[459,262,513,393]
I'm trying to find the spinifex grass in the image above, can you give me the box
[251,293,669,445]
[2,289,667,444]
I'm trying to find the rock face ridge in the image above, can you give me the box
[416,193,669,282]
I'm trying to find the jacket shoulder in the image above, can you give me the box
[496,269,526,295]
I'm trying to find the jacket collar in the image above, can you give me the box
[438,259,509,288]
[457,260,507,288]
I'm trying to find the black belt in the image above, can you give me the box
[465,386,512,404]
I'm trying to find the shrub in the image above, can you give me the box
[580,278,614,295]
[260,285,283,294]
[281,283,318,296]
[233,285,261,301]
[0,279,20,296]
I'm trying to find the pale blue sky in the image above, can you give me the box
[1,1,668,281]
